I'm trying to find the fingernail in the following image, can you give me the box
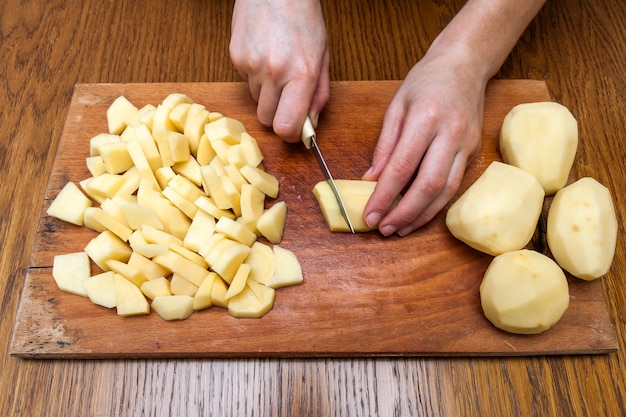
[396,226,412,237]
[380,224,397,236]
[366,212,382,228]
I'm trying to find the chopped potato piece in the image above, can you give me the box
[90,133,120,157]
[151,295,195,321]
[84,231,133,271]
[204,116,246,145]
[84,206,133,241]
[127,252,170,280]
[266,245,303,289]
[84,271,117,308]
[107,95,138,135]
[228,280,275,318]
[193,272,217,310]
[225,263,252,300]
[140,276,172,300]
[239,165,279,198]
[52,252,91,297]
[210,275,229,308]
[121,202,164,230]
[183,209,217,253]
[245,241,275,285]
[257,201,287,244]
[47,182,93,226]
[215,216,257,247]
[113,273,150,316]
[106,259,148,288]
[86,156,106,177]
[99,141,134,174]
[170,273,199,296]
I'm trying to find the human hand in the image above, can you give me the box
[362,49,487,237]
[229,0,329,141]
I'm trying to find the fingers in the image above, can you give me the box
[308,48,331,127]
[363,101,439,231]
[273,78,320,142]
[229,0,329,142]
[389,147,468,237]
[363,96,480,237]
[362,99,405,181]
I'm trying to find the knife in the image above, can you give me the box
[301,116,355,233]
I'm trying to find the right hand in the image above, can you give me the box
[229,0,330,141]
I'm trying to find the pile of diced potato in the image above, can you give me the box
[445,102,617,334]
[47,93,303,320]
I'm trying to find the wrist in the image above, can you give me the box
[422,39,494,87]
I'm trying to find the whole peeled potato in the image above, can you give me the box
[500,102,578,195]
[480,249,570,335]
[547,177,617,280]
[446,161,545,256]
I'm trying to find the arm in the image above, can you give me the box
[362,0,547,236]
[229,0,329,141]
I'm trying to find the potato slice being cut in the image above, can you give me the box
[313,179,377,232]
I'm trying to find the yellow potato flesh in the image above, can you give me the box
[151,295,194,321]
[52,252,91,297]
[312,179,377,232]
[46,182,93,226]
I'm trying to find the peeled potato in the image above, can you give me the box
[500,102,578,195]
[445,161,545,256]
[480,249,570,334]
[547,177,617,280]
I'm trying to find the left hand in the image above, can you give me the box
[362,48,486,236]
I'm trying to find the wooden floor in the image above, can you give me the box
[1,0,624,415]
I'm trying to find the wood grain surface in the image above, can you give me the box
[10,80,616,358]
[1,0,624,416]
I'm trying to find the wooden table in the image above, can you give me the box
[1,0,624,415]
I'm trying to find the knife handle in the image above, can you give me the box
[301,116,315,149]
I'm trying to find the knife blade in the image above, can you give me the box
[301,116,355,233]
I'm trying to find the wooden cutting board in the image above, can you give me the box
[10,80,617,358]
